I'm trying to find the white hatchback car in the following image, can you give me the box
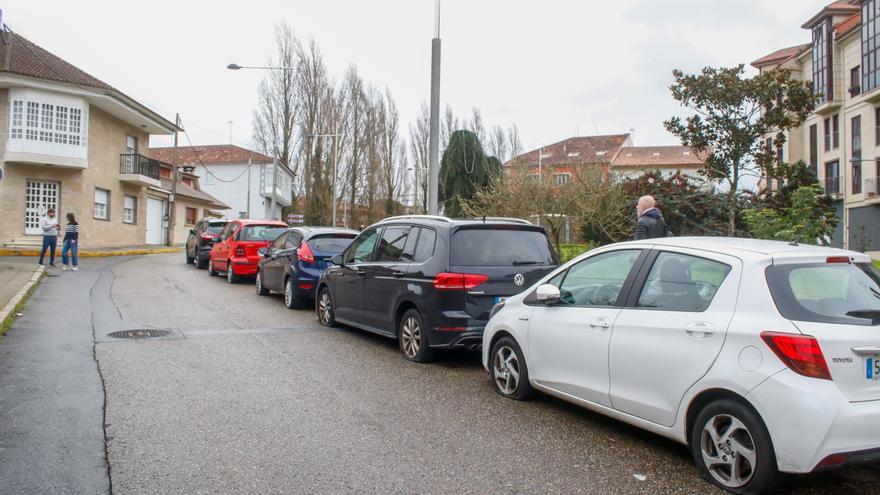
[482,237,880,494]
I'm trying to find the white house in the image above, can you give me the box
[149,144,293,221]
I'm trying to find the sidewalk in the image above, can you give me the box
[0,262,44,335]
[0,244,180,257]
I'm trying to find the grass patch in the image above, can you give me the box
[874,259,880,270]
[0,271,45,339]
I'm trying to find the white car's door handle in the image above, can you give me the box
[588,317,611,330]
[685,322,715,338]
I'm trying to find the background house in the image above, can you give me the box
[149,144,292,221]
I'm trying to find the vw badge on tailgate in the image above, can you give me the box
[514,273,525,287]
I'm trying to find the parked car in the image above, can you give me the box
[208,219,288,283]
[256,227,358,309]
[185,218,228,269]
[315,215,559,362]
[482,237,880,494]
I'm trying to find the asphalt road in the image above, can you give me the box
[12,253,878,494]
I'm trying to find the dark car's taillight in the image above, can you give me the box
[433,272,488,290]
[298,242,315,264]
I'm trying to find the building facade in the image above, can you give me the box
[753,0,880,253]
[0,28,226,248]
[149,145,293,221]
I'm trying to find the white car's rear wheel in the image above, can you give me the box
[691,399,780,494]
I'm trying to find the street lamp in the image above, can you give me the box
[308,132,344,227]
[427,0,442,215]
[227,63,296,220]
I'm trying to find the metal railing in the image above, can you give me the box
[866,177,879,197]
[119,154,162,180]
[824,176,840,195]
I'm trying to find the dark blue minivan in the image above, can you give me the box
[256,227,359,309]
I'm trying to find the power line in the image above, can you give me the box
[180,121,254,183]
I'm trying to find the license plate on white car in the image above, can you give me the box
[868,356,880,381]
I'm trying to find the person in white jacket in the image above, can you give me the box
[38,208,59,267]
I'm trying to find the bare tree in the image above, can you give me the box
[488,125,508,161]
[507,124,523,159]
[408,103,430,213]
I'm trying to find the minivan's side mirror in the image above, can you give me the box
[535,284,561,305]
[330,254,343,266]
[258,247,269,257]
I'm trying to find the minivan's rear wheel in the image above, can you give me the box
[317,288,335,327]
[255,271,269,296]
[284,278,301,309]
[691,399,780,494]
[226,265,240,284]
[490,337,534,400]
[398,309,435,363]
[208,258,217,276]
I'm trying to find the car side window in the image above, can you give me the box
[271,232,288,251]
[376,226,410,262]
[412,228,436,263]
[219,223,233,241]
[636,252,731,312]
[401,227,420,262]
[345,228,380,264]
[285,233,301,250]
[557,250,641,307]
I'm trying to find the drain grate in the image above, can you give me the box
[108,329,171,339]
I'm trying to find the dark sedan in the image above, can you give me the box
[256,227,359,309]
[185,218,228,269]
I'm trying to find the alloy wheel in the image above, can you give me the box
[256,272,263,294]
[318,291,332,324]
[400,316,421,358]
[700,414,757,489]
[227,266,234,283]
[493,346,521,395]
[285,280,294,308]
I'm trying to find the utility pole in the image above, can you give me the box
[332,131,339,227]
[167,113,180,246]
[269,153,278,220]
[428,0,442,215]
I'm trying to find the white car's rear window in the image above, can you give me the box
[766,262,880,326]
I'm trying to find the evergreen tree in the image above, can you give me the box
[439,130,496,217]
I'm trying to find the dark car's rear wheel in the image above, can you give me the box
[196,255,208,269]
[226,265,240,284]
[284,278,303,309]
[490,337,534,400]
[691,399,780,494]
[208,258,217,276]
[255,270,269,296]
[317,288,335,326]
[398,309,435,363]
[186,249,195,264]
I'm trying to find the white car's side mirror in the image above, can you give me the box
[535,284,561,305]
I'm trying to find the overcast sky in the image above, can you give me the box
[5,0,830,154]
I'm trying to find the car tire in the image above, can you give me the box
[226,265,241,284]
[316,287,335,327]
[186,250,195,264]
[196,256,208,269]
[256,270,269,296]
[691,398,781,495]
[398,309,435,363]
[490,336,534,400]
[284,277,302,309]
[208,258,217,277]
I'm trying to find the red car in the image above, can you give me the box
[208,219,288,283]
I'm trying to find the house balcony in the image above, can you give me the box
[814,97,842,116]
[119,154,162,188]
[865,177,880,203]
[824,176,842,199]
[259,163,292,207]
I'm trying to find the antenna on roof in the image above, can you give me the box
[590,117,600,135]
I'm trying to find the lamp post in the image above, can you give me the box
[308,132,343,227]
[227,63,295,220]
[428,0,442,215]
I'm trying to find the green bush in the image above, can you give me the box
[558,243,597,263]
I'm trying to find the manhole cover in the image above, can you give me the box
[107,329,171,339]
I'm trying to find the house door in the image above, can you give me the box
[24,180,59,235]
[146,197,165,245]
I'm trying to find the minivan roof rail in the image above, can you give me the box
[479,217,532,225]
[381,215,454,223]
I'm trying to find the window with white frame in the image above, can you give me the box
[123,195,137,224]
[554,173,571,185]
[94,188,109,220]
[10,93,86,147]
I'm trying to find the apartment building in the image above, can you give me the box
[753,0,880,252]
[149,144,292,221]
[0,27,226,248]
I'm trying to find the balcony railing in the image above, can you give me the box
[866,177,879,197]
[824,176,840,195]
[119,154,162,180]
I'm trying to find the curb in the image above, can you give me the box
[0,247,181,257]
[0,265,45,337]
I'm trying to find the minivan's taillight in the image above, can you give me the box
[298,242,315,264]
[433,272,488,291]
[235,246,246,257]
[760,331,832,380]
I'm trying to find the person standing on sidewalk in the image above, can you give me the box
[38,208,60,267]
[634,195,668,240]
[61,213,79,271]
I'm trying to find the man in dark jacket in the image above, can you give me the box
[634,195,668,240]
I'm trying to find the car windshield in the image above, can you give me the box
[308,234,356,253]
[240,225,287,242]
[766,262,880,326]
[451,227,556,266]
[207,223,226,234]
